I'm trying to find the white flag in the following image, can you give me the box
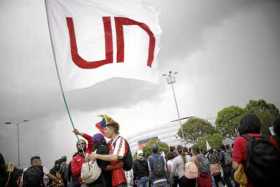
[206,140,211,151]
[46,0,161,90]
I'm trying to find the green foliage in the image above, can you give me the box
[216,99,280,137]
[196,133,223,151]
[142,139,169,157]
[245,99,280,135]
[245,99,279,117]
[177,117,217,144]
[216,106,245,138]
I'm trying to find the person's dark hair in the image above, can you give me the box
[191,146,200,155]
[166,152,176,160]
[177,145,183,154]
[238,114,261,135]
[30,156,40,164]
[225,145,230,150]
[92,133,107,150]
[273,116,280,137]
[177,145,186,163]
[0,153,6,175]
[107,121,119,134]
[0,153,5,167]
[169,146,176,152]
[152,144,159,154]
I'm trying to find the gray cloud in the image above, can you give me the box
[1,0,280,168]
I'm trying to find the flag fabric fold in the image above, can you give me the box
[46,0,161,90]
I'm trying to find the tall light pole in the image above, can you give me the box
[4,120,29,168]
[162,71,186,142]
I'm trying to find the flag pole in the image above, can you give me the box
[44,0,79,140]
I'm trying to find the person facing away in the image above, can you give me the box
[191,147,211,187]
[133,150,149,187]
[23,156,59,187]
[0,153,7,187]
[207,149,225,187]
[233,114,280,187]
[89,120,128,187]
[48,156,67,187]
[270,116,280,146]
[220,145,233,187]
[232,114,262,187]
[148,144,168,187]
[173,145,197,187]
[166,151,176,187]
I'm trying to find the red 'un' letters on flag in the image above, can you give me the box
[66,17,156,69]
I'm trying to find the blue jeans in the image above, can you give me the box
[152,180,168,187]
[136,176,149,187]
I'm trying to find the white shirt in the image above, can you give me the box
[172,155,185,178]
[111,135,126,158]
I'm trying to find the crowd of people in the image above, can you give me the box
[0,114,280,187]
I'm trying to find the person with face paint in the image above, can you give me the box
[69,129,94,187]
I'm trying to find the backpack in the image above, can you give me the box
[243,135,280,187]
[185,161,198,179]
[210,163,221,176]
[223,151,232,166]
[149,154,166,178]
[123,140,133,171]
[208,152,220,164]
[196,154,210,174]
[23,166,44,187]
[113,137,133,171]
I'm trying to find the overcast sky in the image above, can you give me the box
[0,0,280,168]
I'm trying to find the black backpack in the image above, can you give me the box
[243,135,280,187]
[113,137,133,171]
[123,140,133,171]
[149,154,166,178]
[23,166,44,187]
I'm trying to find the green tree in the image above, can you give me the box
[195,133,223,151]
[245,99,280,134]
[142,139,169,157]
[178,117,217,144]
[216,106,245,138]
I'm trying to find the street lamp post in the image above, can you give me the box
[162,71,186,142]
[4,120,29,168]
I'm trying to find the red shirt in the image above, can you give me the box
[83,133,94,154]
[232,133,280,187]
[70,133,94,178]
[109,136,127,187]
[232,133,261,187]
[232,133,260,164]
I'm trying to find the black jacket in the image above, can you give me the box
[133,159,149,180]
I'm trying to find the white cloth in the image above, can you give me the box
[45,0,161,90]
[172,155,185,178]
[111,136,126,158]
